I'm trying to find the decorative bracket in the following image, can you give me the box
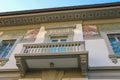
[0,58,9,66]
[79,54,88,76]
[15,56,27,77]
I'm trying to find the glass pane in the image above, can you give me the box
[118,37,120,41]
[60,39,66,42]
[60,39,66,52]
[0,43,7,56]
[0,40,16,58]
[61,45,65,52]
[109,38,116,43]
[109,37,120,54]
[52,40,58,42]
[2,44,14,58]
[51,37,67,52]
[51,40,58,52]
[51,47,56,53]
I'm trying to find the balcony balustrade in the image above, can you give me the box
[15,41,88,77]
[21,41,85,54]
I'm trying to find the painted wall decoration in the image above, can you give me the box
[0,32,3,36]
[83,25,99,37]
[22,29,39,41]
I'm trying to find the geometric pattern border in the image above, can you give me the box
[0,8,120,27]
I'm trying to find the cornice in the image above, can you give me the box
[0,2,119,16]
[0,7,120,27]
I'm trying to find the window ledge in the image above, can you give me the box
[109,54,120,64]
[0,58,9,66]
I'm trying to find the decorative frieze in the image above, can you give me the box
[46,28,74,36]
[45,25,76,36]
[0,8,119,27]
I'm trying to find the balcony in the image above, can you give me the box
[15,41,88,77]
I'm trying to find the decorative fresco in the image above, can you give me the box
[83,25,99,37]
[0,32,3,36]
[22,29,39,41]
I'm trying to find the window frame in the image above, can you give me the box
[51,36,67,43]
[0,37,21,66]
[44,26,75,43]
[44,25,75,53]
[101,30,120,64]
[0,39,16,58]
[45,33,74,43]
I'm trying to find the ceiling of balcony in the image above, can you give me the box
[26,58,78,69]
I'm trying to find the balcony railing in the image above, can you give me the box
[15,41,88,77]
[21,41,85,54]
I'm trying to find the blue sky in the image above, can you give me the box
[0,0,120,12]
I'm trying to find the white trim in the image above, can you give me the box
[100,30,120,64]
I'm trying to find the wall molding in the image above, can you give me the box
[0,7,119,27]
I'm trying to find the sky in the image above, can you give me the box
[0,0,120,12]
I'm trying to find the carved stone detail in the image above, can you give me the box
[109,55,118,64]
[79,55,88,76]
[0,8,119,27]
[15,57,27,77]
[44,25,75,42]
[110,57,118,64]
[46,28,74,36]
[0,58,9,66]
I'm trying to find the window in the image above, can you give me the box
[51,36,67,52]
[44,25,75,53]
[51,36,67,43]
[0,39,16,59]
[101,31,120,64]
[108,34,120,54]
[44,25,75,43]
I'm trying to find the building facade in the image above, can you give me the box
[0,2,120,80]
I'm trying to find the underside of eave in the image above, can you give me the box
[0,2,119,16]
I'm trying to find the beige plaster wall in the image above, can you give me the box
[0,19,120,74]
[0,21,83,69]
[1,20,120,69]
[0,24,41,69]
